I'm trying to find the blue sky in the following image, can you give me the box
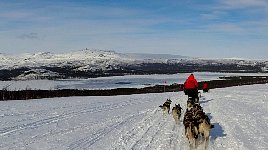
[1,0,268,59]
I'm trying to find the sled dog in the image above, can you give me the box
[159,99,172,115]
[198,115,214,150]
[183,110,198,150]
[187,99,194,110]
[172,104,183,124]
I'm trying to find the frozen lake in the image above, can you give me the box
[0,72,267,90]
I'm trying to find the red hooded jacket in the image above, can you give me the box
[184,74,198,90]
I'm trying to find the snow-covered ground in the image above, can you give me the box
[1,84,268,150]
[1,72,268,90]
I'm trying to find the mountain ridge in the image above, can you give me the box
[0,49,267,80]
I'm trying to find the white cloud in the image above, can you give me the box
[202,23,245,33]
[18,33,40,40]
[0,0,268,59]
[221,0,268,9]
[0,11,33,20]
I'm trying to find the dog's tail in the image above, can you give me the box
[159,105,163,108]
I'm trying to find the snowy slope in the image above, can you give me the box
[0,49,133,69]
[1,84,268,149]
[0,49,189,80]
[0,49,187,70]
[0,49,267,70]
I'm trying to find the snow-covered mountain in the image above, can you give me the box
[1,49,127,69]
[0,49,190,69]
[0,49,267,80]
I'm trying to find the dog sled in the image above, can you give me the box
[188,96,199,104]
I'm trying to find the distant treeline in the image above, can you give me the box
[1,76,268,101]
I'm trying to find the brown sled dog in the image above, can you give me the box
[197,115,214,150]
[192,105,214,150]
[172,104,183,124]
[183,109,198,150]
[159,99,172,115]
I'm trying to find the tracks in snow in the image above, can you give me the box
[110,108,188,150]
[1,93,215,149]
[67,112,142,150]
[0,99,146,136]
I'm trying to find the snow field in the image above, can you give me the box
[0,84,268,149]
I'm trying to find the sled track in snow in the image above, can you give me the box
[110,107,188,150]
[67,113,142,150]
[111,109,164,149]
[25,111,143,146]
[0,99,146,136]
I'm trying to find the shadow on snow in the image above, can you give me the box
[206,113,226,141]
[199,99,213,104]
[210,122,226,141]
